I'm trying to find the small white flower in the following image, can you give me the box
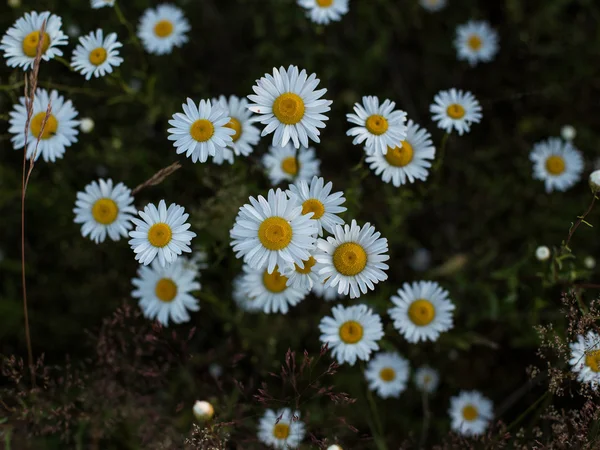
[319,304,384,365]
[91,0,115,8]
[1,11,68,70]
[286,176,346,236]
[239,264,308,314]
[409,248,432,272]
[192,401,214,421]
[364,352,410,398]
[454,21,499,67]
[137,3,190,55]
[212,95,261,157]
[365,119,436,186]
[248,65,332,149]
[128,200,196,267]
[449,391,493,437]
[282,254,319,291]
[569,331,600,389]
[168,98,235,163]
[311,279,344,301]
[589,170,600,192]
[132,256,200,326]
[79,117,94,133]
[263,143,320,186]
[297,0,349,25]
[530,137,584,193]
[419,0,447,12]
[257,408,305,449]
[327,446,343,450]
[561,125,576,141]
[584,256,596,270]
[414,366,440,393]
[347,96,408,155]
[230,188,319,274]
[66,24,80,38]
[430,88,482,135]
[71,29,123,80]
[314,219,389,299]
[73,178,136,243]
[8,88,79,163]
[535,246,551,261]
[388,281,455,343]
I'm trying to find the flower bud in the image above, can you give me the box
[80,118,94,133]
[193,400,214,421]
[589,170,600,193]
[535,246,550,261]
[561,125,576,141]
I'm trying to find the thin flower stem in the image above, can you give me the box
[364,385,387,450]
[563,193,598,253]
[114,2,143,51]
[54,55,73,71]
[419,391,431,449]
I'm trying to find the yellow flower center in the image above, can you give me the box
[89,47,107,66]
[225,117,242,142]
[294,256,316,274]
[462,405,479,422]
[155,278,178,302]
[258,217,293,250]
[545,155,566,175]
[467,35,483,51]
[281,157,299,176]
[339,320,364,344]
[272,93,305,125]
[585,350,600,372]
[154,19,174,38]
[147,223,172,248]
[385,140,414,167]
[91,198,119,225]
[333,242,367,276]
[316,0,334,6]
[379,367,396,382]
[365,114,389,135]
[272,423,290,440]
[263,268,288,293]
[407,299,436,326]
[30,112,58,140]
[22,31,50,57]
[301,198,325,219]
[190,119,215,142]
[446,103,466,120]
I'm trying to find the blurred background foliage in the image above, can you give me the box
[2,0,600,448]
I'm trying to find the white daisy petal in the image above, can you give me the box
[297,0,349,25]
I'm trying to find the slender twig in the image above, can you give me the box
[563,193,597,253]
[131,162,182,195]
[419,391,431,449]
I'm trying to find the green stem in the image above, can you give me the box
[506,390,550,432]
[54,55,73,71]
[364,385,387,450]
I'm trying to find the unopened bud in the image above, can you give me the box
[589,170,600,193]
[535,246,551,261]
[193,400,214,421]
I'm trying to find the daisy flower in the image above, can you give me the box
[389,281,455,343]
[80,117,94,133]
[430,89,482,135]
[365,119,436,187]
[232,274,262,312]
[311,279,344,301]
[282,254,319,290]
[414,366,440,393]
[420,0,447,12]
[91,0,115,8]
[314,220,389,299]
[8,88,79,163]
[535,246,551,261]
[240,264,308,314]
[449,391,494,437]
[263,143,320,185]
[131,256,200,326]
[70,29,123,80]
[530,137,584,193]
[137,4,190,55]
[129,200,196,267]
[230,188,319,274]
[569,331,600,389]
[212,95,261,157]
[168,98,235,163]
[319,304,384,365]
[297,0,349,25]
[364,352,410,399]
[257,408,305,449]
[248,65,332,149]
[287,176,346,236]
[211,147,235,165]
[455,21,499,67]
[347,96,408,155]
[1,11,68,70]
[73,178,136,243]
